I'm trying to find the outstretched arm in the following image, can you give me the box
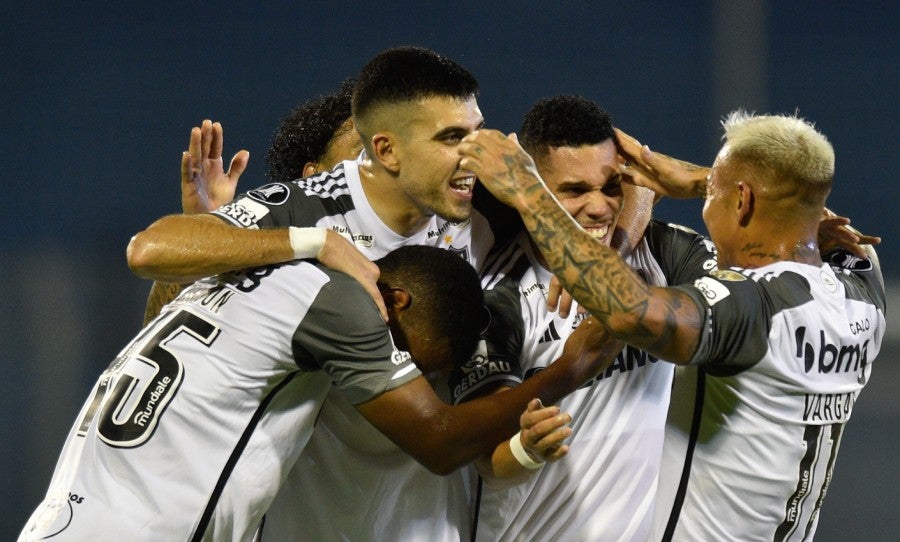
[355,317,621,475]
[130,119,387,320]
[459,130,703,364]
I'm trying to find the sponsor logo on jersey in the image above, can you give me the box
[794,325,870,374]
[521,281,546,299]
[390,349,412,366]
[693,276,731,306]
[247,183,290,205]
[711,269,746,281]
[215,197,272,227]
[524,345,660,387]
[352,233,374,248]
[451,341,517,400]
[427,221,454,239]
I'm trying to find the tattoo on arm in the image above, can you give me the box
[142,281,186,325]
[517,181,702,360]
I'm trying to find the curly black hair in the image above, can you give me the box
[519,95,615,159]
[265,77,356,182]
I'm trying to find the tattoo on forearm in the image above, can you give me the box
[519,187,701,357]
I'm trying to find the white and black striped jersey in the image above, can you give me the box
[654,250,885,541]
[212,159,494,264]
[20,261,420,542]
[450,220,717,541]
[212,159,494,541]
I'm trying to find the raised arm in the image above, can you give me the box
[459,130,703,364]
[355,317,621,475]
[614,127,710,199]
[129,119,386,320]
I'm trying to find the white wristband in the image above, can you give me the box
[509,430,544,470]
[288,227,326,260]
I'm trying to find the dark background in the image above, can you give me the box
[2,2,896,540]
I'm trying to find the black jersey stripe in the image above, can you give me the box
[802,423,844,540]
[661,369,706,542]
[774,424,823,541]
[191,371,301,541]
[470,475,484,542]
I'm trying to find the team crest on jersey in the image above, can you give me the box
[445,245,470,261]
[710,269,746,281]
[247,183,290,205]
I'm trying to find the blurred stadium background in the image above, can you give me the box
[2,2,896,539]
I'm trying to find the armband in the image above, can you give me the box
[509,430,544,470]
[288,227,326,260]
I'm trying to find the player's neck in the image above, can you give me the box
[358,164,432,237]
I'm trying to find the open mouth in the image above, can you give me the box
[582,224,611,244]
[450,176,475,195]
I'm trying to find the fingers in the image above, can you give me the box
[227,150,250,180]
[188,126,202,161]
[547,276,562,312]
[200,119,213,160]
[210,121,223,160]
[520,402,573,463]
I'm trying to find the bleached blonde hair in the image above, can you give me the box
[721,110,835,189]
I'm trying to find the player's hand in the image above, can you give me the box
[819,208,881,259]
[181,119,249,214]
[560,317,623,384]
[518,398,572,463]
[459,129,544,211]
[615,128,710,200]
[547,276,587,318]
[317,230,387,322]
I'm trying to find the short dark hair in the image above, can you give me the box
[376,245,485,364]
[519,95,615,159]
[352,46,479,122]
[266,77,356,182]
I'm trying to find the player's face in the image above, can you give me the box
[702,146,739,266]
[536,140,624,246]
[394,96,484,223]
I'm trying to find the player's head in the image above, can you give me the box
[519,95,623,246]
[352,46,483,223]
[266,77,363,182]
[375,245,486,381]
[704,110,834,262]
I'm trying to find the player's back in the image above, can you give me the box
[657,258,885,541]
[19,262,342,541]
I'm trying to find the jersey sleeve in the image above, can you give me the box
[210,179,333,229]
[448,280,525,404]
[824,247,886,312]
[291,272,421,405]
[674,270,813,376]
[644,220,718,284]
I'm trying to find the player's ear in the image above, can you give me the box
[380,286,412,314]
[371,132,401,173]
[302,161,318,177]
[737,181,754,226]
